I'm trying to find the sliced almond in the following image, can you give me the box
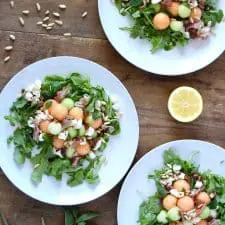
[58,4,66,10]
[37,21,43,25]
[10,1,14,8]
[46,27,52,30]
[55,20,63,26]
[4,46,13,51]
[52,12,60,18]
[43,17,50,22]
[19,17,25,26]
[81,11,88,18]
[36,2,41,12]
[42,24,47,28]
[48,23,55,27]
[63,33,71,37]
[9,34,16,41]
[4,56,10,63]
[22,10,30,15]
[45,10,50,15]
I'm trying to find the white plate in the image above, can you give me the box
[0,56,139,205]
[117,140,225,225]
[98,1,225,75]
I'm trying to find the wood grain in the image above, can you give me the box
[1,0,225,224]
[0,0,105,39]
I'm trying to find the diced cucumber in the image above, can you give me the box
[178,5,191,18]
[48,122,62,135]
[168,207,180,221]
[66,147,75,159]
[68,127,78,138]
[78,126,86,136]
[61,98,74,110]
[200,207,210,219]
[157,210,168,224]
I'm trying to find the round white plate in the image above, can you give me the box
[98,1,225,75]
[117,140,225,225]
[0,56,139,205]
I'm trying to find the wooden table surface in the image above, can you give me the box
[1,0,225,224]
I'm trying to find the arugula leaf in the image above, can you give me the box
[139,195,161,225]
[64,207,100,225]
[67,169,85,187]
[202,9,224,26]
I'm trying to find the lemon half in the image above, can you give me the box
[168,86,203,123]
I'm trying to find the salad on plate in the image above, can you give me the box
[115,0,224,52]
[5,73,121,186]
[139,149,225,225]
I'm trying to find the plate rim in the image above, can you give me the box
[0,56,140,205]
[98,0,225,76]
[117,139,225,224]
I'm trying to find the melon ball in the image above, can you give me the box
[53,136,64,149]
[85,115,103,129]
[69,107,84,120]
[190,7,202,20]
[173,179,190,193]
[170,20,184,32]
[153,13,170,30]
[44,99,58,114]
[177,196,194,212]
[167,207,181,222]
[39,120,51,133]
[75,142,90,156]
[196,192,211,205]
[50,103,68,121]
[178,5,191,18]
[48,122,62,135]
[197,220,208,225]
[167,2,180,17]
[163,195,178,210]
[61,98,74,110]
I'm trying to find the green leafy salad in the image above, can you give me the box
[115,0,224,52]
[139,149,225,225]
[5,73,121,186]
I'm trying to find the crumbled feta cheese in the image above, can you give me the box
[95,100,102,110]
[53,148,63,158]
[93,139,102,151]
[151,0,161,4]
[210,210,217,218]
[25,92,33,101]
[173,164,182,172]
[209,192,216,198]
[195,180,203,189]
[86,127,95,137]
[110,94,118,104]
[58,131,68,140]
[192,217,201,224]
[178,172,186,180]
[28,117,35,128]
[71,119,83,129]
[38,133,45,142]
[112,103,120,111]
[89,151,96,160]
[170,189,185,198]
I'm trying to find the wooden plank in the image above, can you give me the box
[1,30,225,225]
[0,173,118,225]
[0,0,105,39]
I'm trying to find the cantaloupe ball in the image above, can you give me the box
[153,13,170,30]
[167,2,180,16]
[44,99,58,114]
[173,180,190,193]
[69,107,84,120]
[39,120,51,133]
[75,142,90,156]
[177,196,194,212]
[91,118,103,129]
[163,195,178,210]
[50,104,68,121]
[53,136,65,149]
[196,192,211,205]
[197,220,208,225]
[190,7,202,20]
